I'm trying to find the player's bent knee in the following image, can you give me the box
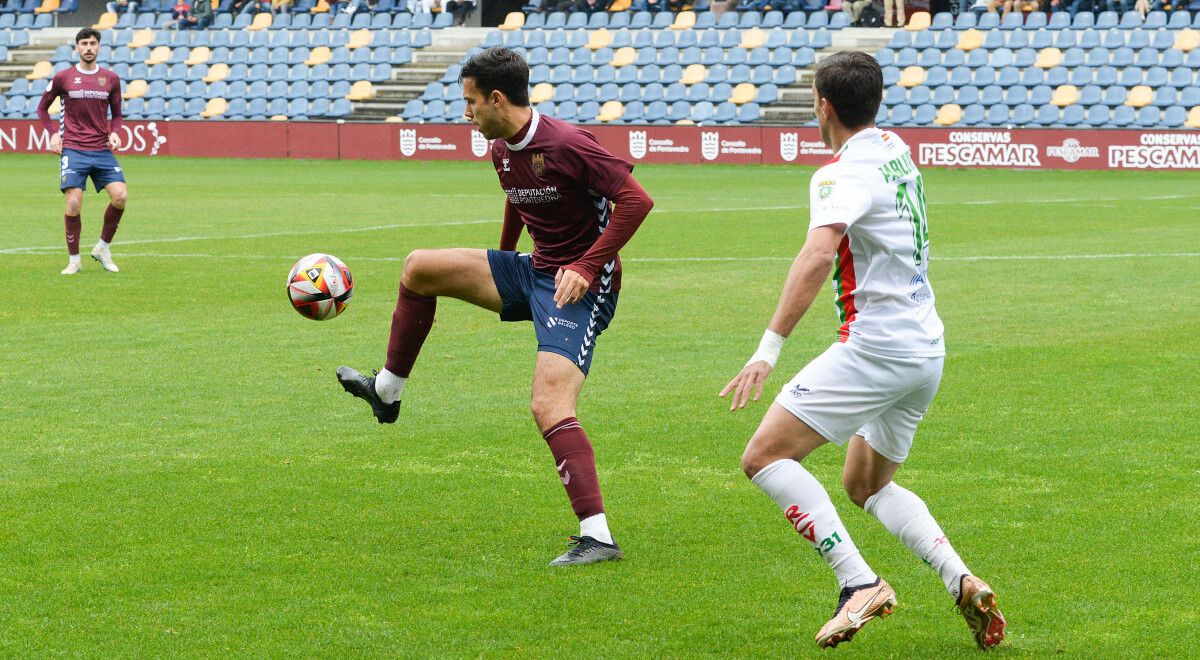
[741,445,770,479]
[843,476,885,508]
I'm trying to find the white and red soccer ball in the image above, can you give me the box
[287,253,353,321]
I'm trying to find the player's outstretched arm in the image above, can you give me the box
[719,224,844,410]
[555,174,653,308]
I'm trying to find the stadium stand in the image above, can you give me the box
[1,4,1198,127]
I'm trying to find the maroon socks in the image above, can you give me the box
[101,204,124,243]
[383,282,436,377]
[64,214,81,255]
[543,417,605,520]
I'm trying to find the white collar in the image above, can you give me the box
[504,108,540,152]
[75,63,100,75]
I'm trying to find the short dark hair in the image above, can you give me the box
[459,47,529,107]
[813,51,883,129]
[75,27,101,43]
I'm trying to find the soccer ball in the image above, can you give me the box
[287,253,354,321]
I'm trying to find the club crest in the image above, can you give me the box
[531,153,546,177]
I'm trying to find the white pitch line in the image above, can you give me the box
[8,251,1200,263]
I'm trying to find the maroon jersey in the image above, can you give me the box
[37,65,124,152]
[493,111,634,291]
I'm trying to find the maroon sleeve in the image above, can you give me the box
[557,128,634,200]
[108,74,124,134]
[499,199,522,251]
[563,174,654,283]
[36,74,62,133]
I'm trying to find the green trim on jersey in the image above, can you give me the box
[895,176,930,267]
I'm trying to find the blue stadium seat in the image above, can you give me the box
[979,83,1003,105]
[1153,86,1177,107]
[1080,104,1106,126]
[976,13,999,29]
[1163,104,1186,126]
[1101,85,1127,106]
[1133,105,1159,127]
[1006,31,1028,49]
[328,99,351,117]
[735,102,760,123]
[999,12,1022,30]
[957,103,982,125]
[1009,103,1034,125]
[1025,11,1046,28]
[996,66,1019,87]
[887,103,913,125]
[1166,9,1189,28]
[1003,85,1028,105]
[1095,10,1118,29]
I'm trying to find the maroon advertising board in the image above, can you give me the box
[2,121,1196,170]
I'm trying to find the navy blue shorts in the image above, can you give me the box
[59,148,125,192]
[487,250,618,375]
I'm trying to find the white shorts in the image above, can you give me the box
[774,341,943,463]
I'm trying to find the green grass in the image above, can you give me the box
[2,153,1199,656]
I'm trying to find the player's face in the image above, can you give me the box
[812,85,832,148]
[462,77,500,140]
[76,37,99,64]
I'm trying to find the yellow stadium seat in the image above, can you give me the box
[956,28,983,51]
[92,11,117,30]
[385,116,404,123]
[203,62,230,83]
[1124,85,1152,107]
[934,103,962,126]
[681,63,707,85]
[146,45,171,65]
[26,60,53,80]
[200,97,228,118]
[608,0,630,9]
[309,0,328,11]
[1035,47,1062,69]
[122,79,148,100]
[530,82,554,104]
[730,82,756,104]
[587,29,613,50]
[34,0,60,14]
[611,46,636,67]
[499,11,525,30]
[128,28,154,48]
[304,46,331,65]
[247,12,272,30]
[739,27,765,49]
[898,65,926,87]
[1186,106,1200,128]
[48,97,62,115]
[347,80,374,101]
[347,28,372,49]
[670,10,695,29]
[185,46,212,66]
[270,114,288,121]
[596,100,624,122]
[1174,29,1199,52]
[905,11,930,30]
[1050,84,1079,107]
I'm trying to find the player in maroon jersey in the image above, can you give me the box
[37,28,128,275]
[337,47,654,566]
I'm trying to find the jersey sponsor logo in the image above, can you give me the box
[1046,138,1099,163]
[628,130,647,160]
[779,132,799,162]
[398,128,417,157]
[531,152,546,177]
[470,129,489,158]
[701,131,719,161]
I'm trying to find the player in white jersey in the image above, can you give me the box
[720,52,1006,651]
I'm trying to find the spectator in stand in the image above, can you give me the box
[444,0,475,24]
[176,0,212,27]
[708,0,736,17]
[106,0,138,13]
[272,0,292,11]
[842,0,871,23]
[882,0,903,26]
[407,0,436,11]
[574,0,607,13]
[167,0,189,26]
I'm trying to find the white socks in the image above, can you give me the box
[753,459,878,589]
[95,239,110,250]
[373,368,406,404]
[864,481,970,598]
[68,254,81,265]
[580,513,613,545]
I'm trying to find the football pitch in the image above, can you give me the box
[2,153,1198,656]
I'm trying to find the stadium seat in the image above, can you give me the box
[1034,47,1061,69]
[122,78,148,99]
[899,66,926,87]
[346,80,374,100]
[25,60,53,80]
[499,11,524,30]
[1124,85,1152,107]
[33,0,59,14]
[906,11,931,31]
[596,100,623,122]
[246,12,272,30]
[587,29,612,50]
[740,27,765,50]
[681,63,706,85]
[729,82,755,104]
[1186,106,1200,128]
[93,11,118,30]
[1050,84,1078,107]
[671,10,695,30]
[200,97,227,118]
[934,103,962,125]
[1174,29,1199,52]
[957,29,983,51]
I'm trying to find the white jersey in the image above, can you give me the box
[808,128,945,358]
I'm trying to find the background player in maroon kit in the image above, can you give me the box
[337,47,654,566]
[38,28,128,275]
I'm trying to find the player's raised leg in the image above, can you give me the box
[91,180,126,273]
[845,435,1006,650]
[61,187,84,275]
[337,248,502,423]
[531,351,621,566]
[742,404,894,649]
